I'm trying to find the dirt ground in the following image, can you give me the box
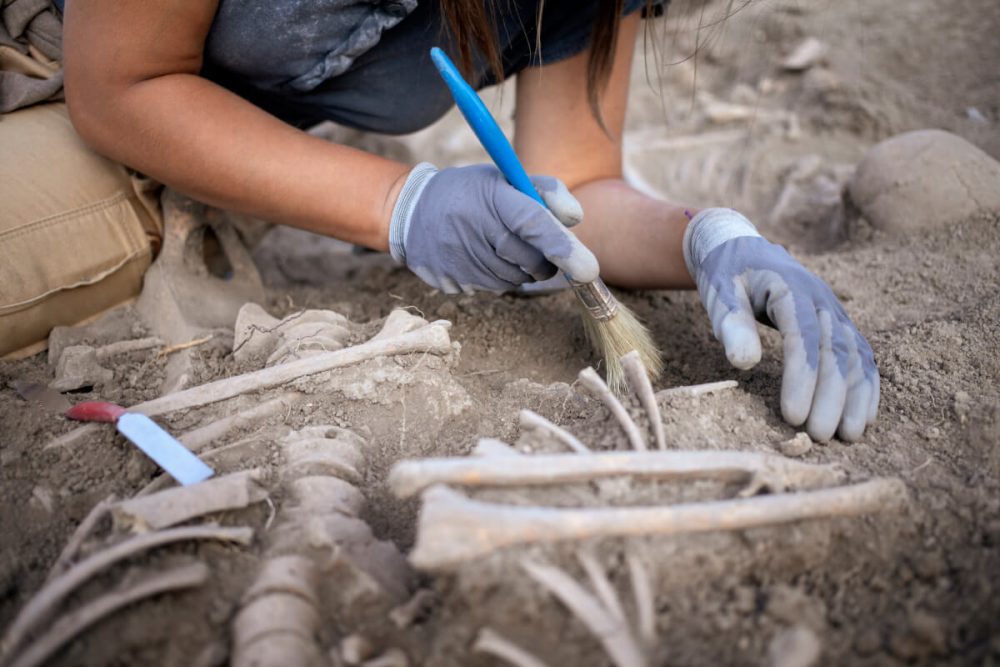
[2,0,999,665]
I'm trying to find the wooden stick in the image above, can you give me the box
[579,368,646,452]
[8,563,208,667]
[388,450,846,499]
[408,479,907,570]
[0,526,252,661]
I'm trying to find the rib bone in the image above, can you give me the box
[518,410,591,454]
[8,563,209,667]
[473,627,551,667]
[578,368,646,451]
[408,479,907,570]
[620,352,666,451]
[389,450,847,499]
[0,525,252,661]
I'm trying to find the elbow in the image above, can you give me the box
[64,79,115,156]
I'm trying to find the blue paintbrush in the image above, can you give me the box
[429,47,662,389]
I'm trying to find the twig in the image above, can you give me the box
[157,334,215,357]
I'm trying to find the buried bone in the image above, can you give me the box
[389,450,847,499]
[578,367,647,451]
[113,470,267,532]
[620,351,666,451]
[8,563,209,667]
[518,410,591,454]
[407,480,907,570]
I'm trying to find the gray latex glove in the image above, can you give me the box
[684,208,880,442]
[388,163,599,294]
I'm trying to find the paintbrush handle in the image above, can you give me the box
[429,47,546,209]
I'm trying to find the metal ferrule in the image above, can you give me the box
[570,278,618,322]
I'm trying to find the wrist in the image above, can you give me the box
[388,162,438,263]
[682,207,762,277]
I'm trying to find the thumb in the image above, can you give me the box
[703,280,762,370]
[528,175,584,227]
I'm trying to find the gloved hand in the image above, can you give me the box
[388,163,599,294]
[684,208,880,442]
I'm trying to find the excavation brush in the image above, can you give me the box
[429,47,662,391]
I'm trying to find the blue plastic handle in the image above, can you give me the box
[429,47,547,209]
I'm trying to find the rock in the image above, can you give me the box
[779,432,813,457]
[769,625,821,667]
[781,38,827,71]
[848,130,1000,236]
[50,345,113,392]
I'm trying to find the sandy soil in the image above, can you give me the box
[2,0,999,665]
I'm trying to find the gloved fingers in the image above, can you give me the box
[768,288,820,427]
[528,175,584,227]
[701,278,762,369]
[837,322,873,442]
[805,310,849,442]
[496,187,600,283]
[868,370,881,424]
[494,233,559,281]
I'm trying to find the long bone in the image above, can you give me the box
[407,479,907,570]
[129,320,452,417]
[389,450,847,499]
[8,563,208,667]
[620,351,666,450]
[473,628,551,667]
[578,367,646,451]
[0,525,252,661]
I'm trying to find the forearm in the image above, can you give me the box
[66,74,408,251]
[570,179,696,290]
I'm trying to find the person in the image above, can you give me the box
[0,0,879,442]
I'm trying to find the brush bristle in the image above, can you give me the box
[579,301,663,395]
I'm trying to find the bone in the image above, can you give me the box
[518,410,591,454]
[369,309,430,342]
[521,558,647,667]
[361,648,409,667]
[625,551,656,646]
[578,368,646,451]
[473,438,523,457]
[341,634,376,665]
[620,352,666,451]
[128,321,452,417]
[655,380,738,399]
[44,423,100,450]
[287,475,365,518]
[113,470,267,531]
[231,556,322,667]
[0,525,252,661]
[473,627,551,667]
[178,392,301,452]
[389,450,846,499]
[44,494,117,584]
[389,589,436,629]
[7,563,209,667]
[408,479,907,570]
[577,549,627,625]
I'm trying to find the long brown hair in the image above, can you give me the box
[439,0,636,124]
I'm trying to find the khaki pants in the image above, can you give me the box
[0,103,162,358]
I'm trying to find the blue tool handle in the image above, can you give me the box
[429,47,547,209]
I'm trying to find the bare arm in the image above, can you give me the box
[514,13,695,289]
[63,0,408,251]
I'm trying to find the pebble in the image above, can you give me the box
[779,432,813,457]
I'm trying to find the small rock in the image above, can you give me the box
[848,130,1000,236]
[340,634,375,665]
[769,625,821,667]
[781,37,827,71]
[50,345,113,392]
[779,432,813,457]
[435,301,458,320]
